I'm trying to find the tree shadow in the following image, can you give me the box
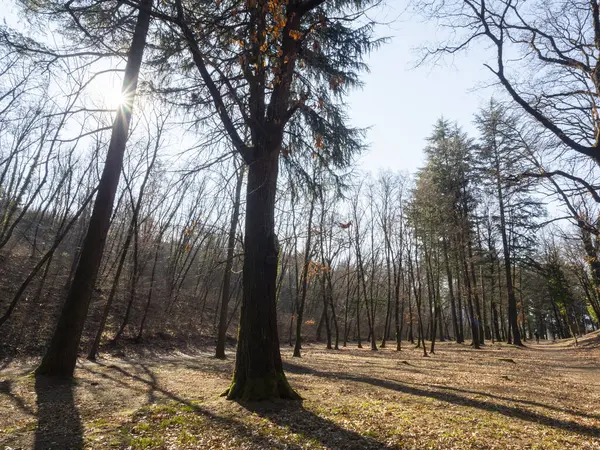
[139,363,158,404]
[426,383,600,421]
[529,362,600,371]
[283,361,600,439]
[87,363,317,448]
[33,375,83,450]
[0,379,35,416]
[93,362,394,449]
[241,400,395,450]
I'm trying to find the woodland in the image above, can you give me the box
[0,0,599,448]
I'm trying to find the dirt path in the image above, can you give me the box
[1,338,599,449]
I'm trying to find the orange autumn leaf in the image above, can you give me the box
[315,135,324,149]
[289,30,303,41]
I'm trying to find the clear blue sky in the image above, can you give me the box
[348,2,496,174]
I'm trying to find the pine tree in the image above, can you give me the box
[154,0,379,400]
[475,100,545,346]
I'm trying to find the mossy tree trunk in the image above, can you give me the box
[224,149,300,401]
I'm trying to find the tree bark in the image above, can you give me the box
[225,150,299,400]
[467,241,485,345]
[493,149,521,345]
[443,237,460,343]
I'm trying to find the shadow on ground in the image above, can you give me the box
[3,342,598,450]
[33,375,83,450]
[241,400,394,450]
[283,361,600,439]
[91,362,394,449]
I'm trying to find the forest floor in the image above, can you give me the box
[1,334,599,450]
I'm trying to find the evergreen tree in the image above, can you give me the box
[413,119,479,345]
[156,0,378,400]
[475,100,545,346]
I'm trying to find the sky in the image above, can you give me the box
[347,1,497,174]
[2,0,498,176]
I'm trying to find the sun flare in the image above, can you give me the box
[104,86,126,109]
[89,77,128,110]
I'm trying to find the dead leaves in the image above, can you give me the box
[2,341,600,449]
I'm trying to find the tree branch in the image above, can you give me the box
[173,0,253,163]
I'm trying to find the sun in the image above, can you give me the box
[103,85,126,109]
[88,76,128,110]
[88,73,144,113]
[101,84,137,111]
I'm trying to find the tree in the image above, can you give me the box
[419,0,600,238]
[475,100,545,345]
[350,180,378,351]
[293,182,317,358]
[36,0,153,377]
[413,119,478,345]
[154,0,377,400]
[215,158,245,359]
[420,0,600,161]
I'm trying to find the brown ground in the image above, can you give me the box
[1,334,599,450]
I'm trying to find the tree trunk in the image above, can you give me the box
[455,231,479,349]
[35,1,152,377]
[343,258,350,347]
[321,278,332,349]
[354,221,376,351]
[215,162,245,358]
[87,229,132,360]
[112,210,141,343]
[494,154,521,345]
[324,269,340,350]
[356,283,363,348]
[293,192,315,357]
[408,240,427,357]
[225,150,299,400]
[381,246,392,348]
[408,279,414,344]
[489,257,501,342]
[467,241,485,345]
[395,260,403,351]
[443,237,460,343]
[316,306,326,341]
[136,241,160,341]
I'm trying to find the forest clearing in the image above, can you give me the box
[1,336,599,449]
[3,0,600,448]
